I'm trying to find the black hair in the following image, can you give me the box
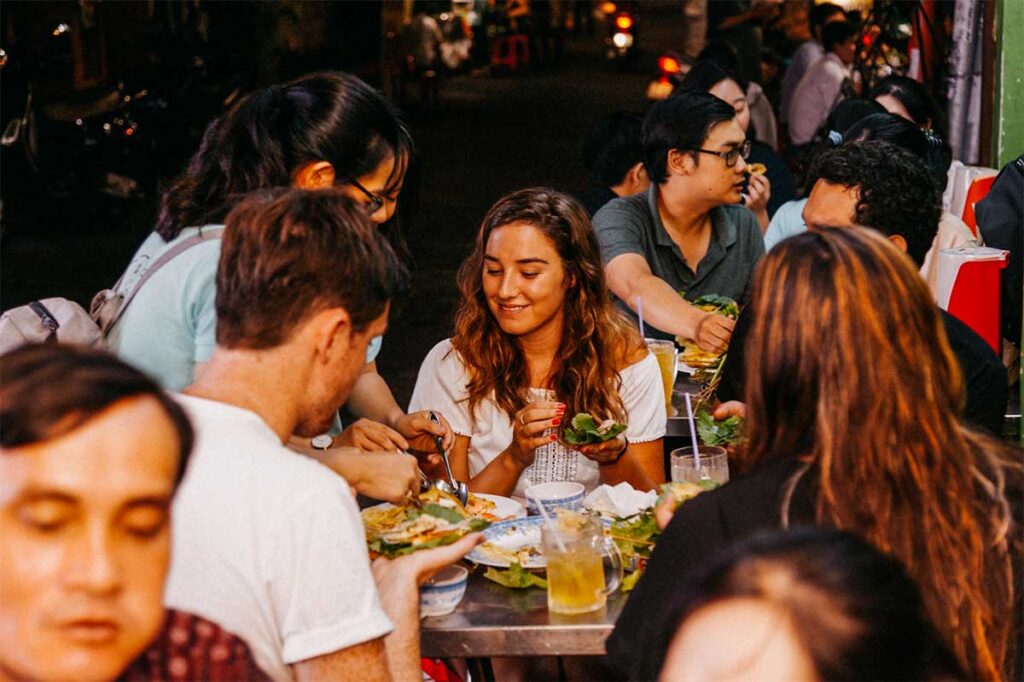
[845,112,948,181]
[581,112,644,187]
[680,60,743,97]
[821,20,858,52]
[650,528,966,681]
[155,71,417,255]
[800,98,886,194]
[869,76,951,171]
[695,41,747,91]
[0,344,194,484]
[869,75,944,132]
[642,91,737,184]
[810,2,846,31]
[813,140,941,267]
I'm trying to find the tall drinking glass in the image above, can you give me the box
[541,515,623,614]
[670,446,729,485]
[645,338,677,417]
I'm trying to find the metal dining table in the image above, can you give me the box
[665,372,704,437]
[420,566,624,659]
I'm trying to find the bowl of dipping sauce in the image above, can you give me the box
[420,565,469,617]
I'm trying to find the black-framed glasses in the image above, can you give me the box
[681,140,751,167]
[347,178,385,213]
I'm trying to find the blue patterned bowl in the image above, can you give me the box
[525,481,585,516]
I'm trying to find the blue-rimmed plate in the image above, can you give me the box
[466,516,611,569]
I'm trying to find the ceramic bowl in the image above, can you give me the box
[420,565,469,617]
[525,481,585,516]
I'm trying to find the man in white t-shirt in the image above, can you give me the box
[165,189,481,681]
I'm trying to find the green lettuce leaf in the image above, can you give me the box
[621,569,643,593]
[695,409,743,446]
[562,413,627,445]
[484,561,547,589]
[610,512,660,560]
[421,503,466,524]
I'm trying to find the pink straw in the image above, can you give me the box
[684,392,701,469]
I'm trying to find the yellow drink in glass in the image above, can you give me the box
[645,339,677,416]
[540,513,623,615]
[546,549,606,614]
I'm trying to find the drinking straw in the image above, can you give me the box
[636,296,645,338]
[684,392,701,469]
[528,493,568,554]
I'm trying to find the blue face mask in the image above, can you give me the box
[365,335,384,365]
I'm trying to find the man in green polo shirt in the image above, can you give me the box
[593,91,765,351]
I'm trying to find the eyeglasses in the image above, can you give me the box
[347,178,385,213]
[681,140,751,167]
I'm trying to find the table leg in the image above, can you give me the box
[467,657,495,682]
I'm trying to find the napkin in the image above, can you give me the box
[583,482,657,518]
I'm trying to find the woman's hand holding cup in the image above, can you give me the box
[509,401,566,467]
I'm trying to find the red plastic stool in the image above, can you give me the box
[491,34,530,71]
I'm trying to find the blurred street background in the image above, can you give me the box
[3,0,1015,404]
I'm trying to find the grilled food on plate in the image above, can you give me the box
[362,488,491,559]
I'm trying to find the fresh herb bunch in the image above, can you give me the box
[695,408,743,446]
[562,413,626,445]
[610,512,660,562]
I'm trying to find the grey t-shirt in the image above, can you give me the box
[593,185,765,340]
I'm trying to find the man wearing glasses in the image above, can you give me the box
[593,91,765,353]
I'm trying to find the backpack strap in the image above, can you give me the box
[106,226,225,332]
[27,301,60,342]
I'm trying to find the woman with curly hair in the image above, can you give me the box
[410,188,666,496]
[608,227,1021,681]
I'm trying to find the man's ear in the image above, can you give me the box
[312,308,352,363]
[627,162,647,188]
[887,234,908,254]
[666,148,695,177]
[293,161,336,190]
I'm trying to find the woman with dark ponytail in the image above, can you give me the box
[107,71,451,465]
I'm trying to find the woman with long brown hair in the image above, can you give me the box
[608,227,1020,681]
[410,188,666,496]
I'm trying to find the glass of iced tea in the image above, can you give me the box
[644,338,678,416]
[541,513,622,615]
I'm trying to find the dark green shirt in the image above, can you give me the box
[593,185,765,340]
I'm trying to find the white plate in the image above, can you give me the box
[475,493,526,521]
[466,516,612,569]
[467,517,548,569]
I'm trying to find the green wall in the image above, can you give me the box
[994,0,1024,167]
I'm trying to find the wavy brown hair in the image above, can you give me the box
[741,227,1020,680]
[451,187,645,424]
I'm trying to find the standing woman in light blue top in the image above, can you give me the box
[109,71,451,458]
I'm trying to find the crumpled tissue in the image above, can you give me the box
[583,482,657,518]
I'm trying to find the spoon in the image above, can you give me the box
[428,411,469,505]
